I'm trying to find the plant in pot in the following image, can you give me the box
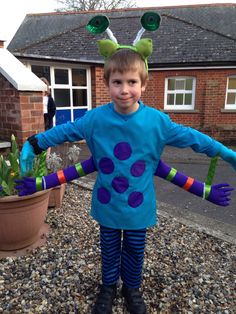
[46,145,81,208]
[0,134,50,254]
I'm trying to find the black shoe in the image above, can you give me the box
[122,285,147,314]
[92,284,117,314]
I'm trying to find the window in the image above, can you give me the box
[52,67,88,109]
[31,65,51,83]
[225,76,236,109]
[30,63,91,124]
[72,69,87,86]
[164,77,196,110]
[55,69,69,84]
[54,89,70,107]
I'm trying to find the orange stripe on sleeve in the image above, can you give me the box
[183,177,194,191]
[57,170,67,184]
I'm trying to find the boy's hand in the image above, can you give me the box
[20,141,36,176]
[220,147,236,171]
[15,177,37,196]
[207,183,234,206]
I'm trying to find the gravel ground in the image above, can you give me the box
[0,183,235,314]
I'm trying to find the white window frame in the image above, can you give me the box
[27,61,92,122]
[225,76,236,109]
[50,66,91,121]
[164,77,196,110]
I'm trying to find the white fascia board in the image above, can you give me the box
[0,49,47,91]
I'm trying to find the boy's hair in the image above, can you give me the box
[103,49,148,86]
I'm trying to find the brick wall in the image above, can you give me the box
[92,66,236,143]
[0,74,44,147]
[92,66,110,107]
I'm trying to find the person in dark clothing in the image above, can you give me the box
[40,77,56,130]
[40,77,56,158]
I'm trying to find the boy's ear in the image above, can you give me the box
[141,81,147,92]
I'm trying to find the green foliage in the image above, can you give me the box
[0,135,47,197]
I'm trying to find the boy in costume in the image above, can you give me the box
[19,13,236,314]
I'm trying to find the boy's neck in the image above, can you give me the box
[114,101,140,115]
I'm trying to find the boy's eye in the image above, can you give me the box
[111,79,139,85]
[129,80,137,85]
[112,80,121,85]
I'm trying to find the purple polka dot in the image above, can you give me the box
[114,142,132,160]
[112,177,129,193]
[97,187,111,204]
[99,157,114,174]
[130,160,146,177]
[128,192,144,208]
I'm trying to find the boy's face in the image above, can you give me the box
[105,70,146,115]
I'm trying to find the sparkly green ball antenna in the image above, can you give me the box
[86,11,161,71]
[86,15,110,34]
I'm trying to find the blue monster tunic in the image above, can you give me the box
[37,101,223,230]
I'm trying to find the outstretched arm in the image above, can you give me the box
[16,157,233,206]
[219,145,236,171]
[155,160,233,206]
[16,156,96,196]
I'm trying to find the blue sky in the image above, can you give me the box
[0,0,234,46]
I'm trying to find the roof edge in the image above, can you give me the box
[0,49,47,91]
[25,3,236,17]
[13,53,103,64]
[13,53,236,69]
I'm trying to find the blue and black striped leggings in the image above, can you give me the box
[100,225,147,289]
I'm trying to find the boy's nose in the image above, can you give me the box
[121,84,128,93]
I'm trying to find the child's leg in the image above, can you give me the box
[121,228,146,288]
[121,228,147,313]
[92,225,121,314]
[100,225,122,285]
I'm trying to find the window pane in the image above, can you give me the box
[168,79,175,90]
[184,94,192,105]
[56,110,71,125]
[31,65,51,83]
[167,94,174,105]
[176,93,184,105]
[54,89,70,107]
[185,79,193,90]
[228,78,236,90]
[226,93,236,105]
[175,80,185,90]
[72,69,87,86]
[55,69,68,84]
[73,89,87,107]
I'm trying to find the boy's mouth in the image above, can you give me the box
[119,97,132,101]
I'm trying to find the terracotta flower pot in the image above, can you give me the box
[48,183,66,208]
[0,190,50,251]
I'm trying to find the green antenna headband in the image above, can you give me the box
[86,12,161,71]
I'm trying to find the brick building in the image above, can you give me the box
[1,4,236,144]
[0,44,46,146]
